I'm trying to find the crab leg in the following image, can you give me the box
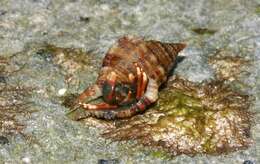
[75,72,117,110]
[140,72,148,97]
[136,65,148,100]
[136,65,143,99]
[117,78,158,118]
[75,84,102,106]
[79,102,118,110]
[106,71,117,102]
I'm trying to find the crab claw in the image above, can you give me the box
[135,64,148,100]
[106,71,117,101]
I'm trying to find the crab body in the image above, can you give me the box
[75,36,186,119]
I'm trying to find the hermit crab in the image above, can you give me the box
[73,36,186,119]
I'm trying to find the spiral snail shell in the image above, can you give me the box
[74,35,186,119]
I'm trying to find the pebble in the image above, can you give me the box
[58,88,67,96]
[22,157,31,163]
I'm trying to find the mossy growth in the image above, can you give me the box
[150,150,172,159]
[103,76,252,157]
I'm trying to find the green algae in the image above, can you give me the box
[103,76,252,157]
[150,150,172,160]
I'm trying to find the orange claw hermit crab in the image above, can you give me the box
[73,36,186,119]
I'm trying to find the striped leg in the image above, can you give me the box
[69,84,102,113]
[135,64,148,100]
[116,78,158,118]
[79,102,118,110]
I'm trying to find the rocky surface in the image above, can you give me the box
[0,0,259,163]
[103,76,253,156]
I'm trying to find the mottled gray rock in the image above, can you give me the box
[0,0,259,163]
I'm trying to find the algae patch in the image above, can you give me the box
[102,76,252,156]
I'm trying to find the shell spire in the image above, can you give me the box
[160,42,186,59]
[171,43,186,53]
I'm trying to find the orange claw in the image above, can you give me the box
[107,72,117,101]
[76,84,102,103]
[136,64,143,100]
[140,72,148,97]
[79,102,118,110]
[128,73,135,83]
